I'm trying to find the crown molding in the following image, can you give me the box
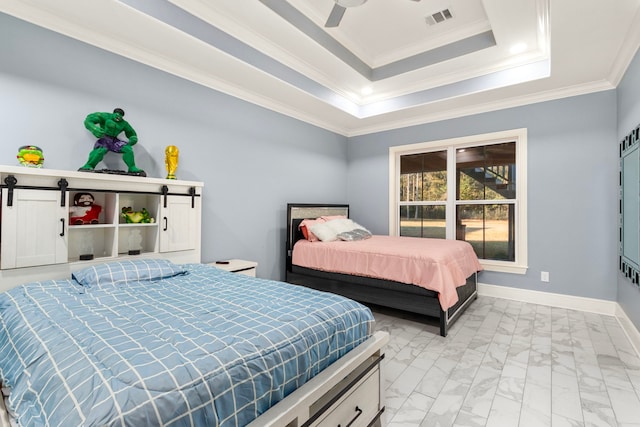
[608,7,640,87]
[345,80,615,137]
[0,0,630,138]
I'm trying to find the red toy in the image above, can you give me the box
[69,193,102,225]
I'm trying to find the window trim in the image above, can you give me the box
[389,128,528,274]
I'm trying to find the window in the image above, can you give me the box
[389,129,528,274]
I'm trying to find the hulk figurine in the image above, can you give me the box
[79,108,145,176]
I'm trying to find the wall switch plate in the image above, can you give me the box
[541,271,550,282]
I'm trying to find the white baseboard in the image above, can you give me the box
[477,283,618,314]
[614,304,640,359]
[478,282,640,356]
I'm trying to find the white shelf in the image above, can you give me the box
[69,224,116,229]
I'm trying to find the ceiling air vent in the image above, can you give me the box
[425,8,453,26]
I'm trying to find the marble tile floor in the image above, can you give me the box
[371,295,640,427]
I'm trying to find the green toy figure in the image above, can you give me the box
[121,207,155,224]
[79,108,146,176]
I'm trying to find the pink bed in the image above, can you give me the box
[286,203,482,336]
[292,235,482,310]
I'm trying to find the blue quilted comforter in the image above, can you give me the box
[0,261,373,426]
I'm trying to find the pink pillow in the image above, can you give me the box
[298,218,326,242]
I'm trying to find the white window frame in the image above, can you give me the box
[389,128,528,274]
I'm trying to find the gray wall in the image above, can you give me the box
[347,91,619,302]
[617,48,640,329]
[0,13,348,280]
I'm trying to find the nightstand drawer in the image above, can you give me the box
[209,259,257,277]
[311,366,380,427]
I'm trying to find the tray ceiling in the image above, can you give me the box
[2,0,639,136]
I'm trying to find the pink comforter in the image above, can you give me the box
[292,235,482,310]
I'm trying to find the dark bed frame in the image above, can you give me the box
[285,203,478,337]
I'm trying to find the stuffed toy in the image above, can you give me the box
[121,207,155,224]
[69,193,102,225]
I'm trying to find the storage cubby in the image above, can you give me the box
[68,191,118,262]
[118,193,159,225]
[117,193,160,256]
[68,226,116,262]
[68,191,117,226]
[118,224,159,255]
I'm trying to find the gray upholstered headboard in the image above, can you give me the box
[286,204,349,254]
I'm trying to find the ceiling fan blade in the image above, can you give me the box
[325,4,346,27]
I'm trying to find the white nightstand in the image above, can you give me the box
[209,259,257,277]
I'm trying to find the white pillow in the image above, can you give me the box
[310,218,369,242]
[309,221,340,241]
[326,218,360,234]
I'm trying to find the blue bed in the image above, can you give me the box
[0,260,374,427]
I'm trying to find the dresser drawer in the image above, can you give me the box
[312,367,380,427]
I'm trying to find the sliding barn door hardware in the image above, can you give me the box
[162,185,169,208]
[3,175,17,207]
[57,178,69,207]
[0,176,200,208]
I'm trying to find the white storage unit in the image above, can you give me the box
[0,165,203,291]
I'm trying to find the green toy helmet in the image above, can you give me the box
[17,145,44,168]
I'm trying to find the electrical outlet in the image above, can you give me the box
[541,271,549,282]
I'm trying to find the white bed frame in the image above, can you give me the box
[250,331,389,427]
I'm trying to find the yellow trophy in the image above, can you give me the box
[165,145,179,180]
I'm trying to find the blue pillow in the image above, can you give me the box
[72,259,186,287]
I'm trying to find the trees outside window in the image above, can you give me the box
[390,129,528,274]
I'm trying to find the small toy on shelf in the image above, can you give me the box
[165,145,179,179]
[69,193,102,225]
[17,145,44,168]
[79,108,146,176]
[121,207,155,224]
